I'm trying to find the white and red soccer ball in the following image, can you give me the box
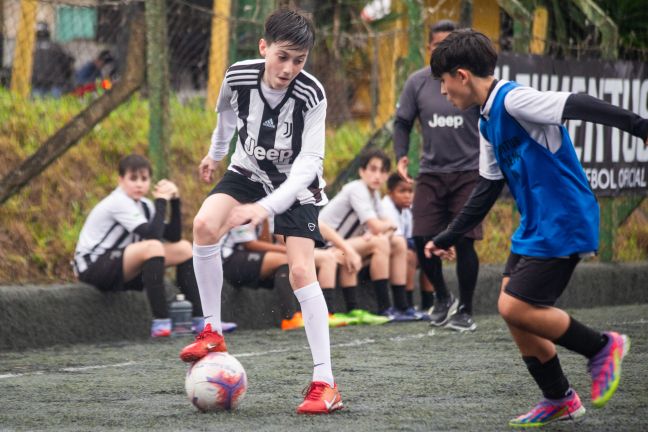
[185,352,247,412]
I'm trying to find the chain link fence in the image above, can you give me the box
[0,0,648,122]
[1,0,647,124]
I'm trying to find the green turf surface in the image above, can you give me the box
[1,304,646,431]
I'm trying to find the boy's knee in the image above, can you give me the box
[193,214,217,240]
[497,293,519,323]
[173,239,193,261]
[391,236,407,253]
[289,263,311,286]
[141,239,164,258]
[322,250,337,267]
[370,235,390,254]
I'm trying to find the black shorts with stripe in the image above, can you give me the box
[222,249,274,289]
[211,170,325,247]
[77,248,144,292]
[502,253,580,306]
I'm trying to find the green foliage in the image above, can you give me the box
[323,122,372,183]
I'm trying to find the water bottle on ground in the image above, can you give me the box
[169,294,193,336]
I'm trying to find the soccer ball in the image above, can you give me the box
[185,352,247,412]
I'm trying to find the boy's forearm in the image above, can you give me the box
[243,240,287,254]
[257,153,320,215]
[563,93,648,140]
[163,198,182,242]
[393,116,414,160]
[208,109,237,161]
[366,218,395,235]
[319,222,350,252]
[134,199,167,240]
[433,177,505,250]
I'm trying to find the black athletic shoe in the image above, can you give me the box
[446,310,477,332]
[429,294,459,327]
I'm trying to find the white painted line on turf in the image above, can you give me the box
[236,332,437,358]
[0,371,44,379]
[61,361,139,372]
[0,361,140,380]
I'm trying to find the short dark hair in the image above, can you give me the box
[428,20,456,43]
[118,154,152,177]
[358,148,391,172]
[264,8,315,51]
[430,29,497,79]
[386,172,408,191]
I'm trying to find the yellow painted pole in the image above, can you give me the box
[530,6,548,55]
[473,0,501,48]
[206,0,231,110]
[10,0,38,98]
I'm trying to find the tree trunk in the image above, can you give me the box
[0,12,146,205]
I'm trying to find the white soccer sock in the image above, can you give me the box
[193,243,223,334]
[294,282,334,387]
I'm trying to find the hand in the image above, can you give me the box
[156,179,179,198]
[198,155,219,183]
[226,203,269,229]
[424,241,456,260]
[335,247,362,273]
[361,231,374,242]
[397,156,413,184]
[153,179,175,200]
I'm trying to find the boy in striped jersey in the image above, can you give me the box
[178,9,342,414]
[426,29,645,427]
[73,154,205,338]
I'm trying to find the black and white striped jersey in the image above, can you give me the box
[319,180,386,239]
[209,59,328,215]
[73,187,153,273]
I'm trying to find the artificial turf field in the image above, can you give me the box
[1,304,646,431]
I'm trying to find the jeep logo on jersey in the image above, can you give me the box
[244,137,293,163]
[428,114,464,129]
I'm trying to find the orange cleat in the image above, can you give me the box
[179,323,227,362]
[281,312,305,331]
[296,381,343,414]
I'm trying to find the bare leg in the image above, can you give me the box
[123,240,164,281]
[192,194,242,333]
[389,235,407,286]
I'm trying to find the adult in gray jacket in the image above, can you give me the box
[393,20,481,331]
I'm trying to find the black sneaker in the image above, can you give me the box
[446,310,477,332]
[429,294,459,327]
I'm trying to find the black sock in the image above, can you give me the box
[373,279,390,312]
[414,236,449,301]
[554,316,608,358]
[421,291,435,310]
[391,284,408,310]
[523,355,570,400]
[406,291,414,308]
[455,238,478,315]
[322,288,336,313]
[142,257,168,318]
[341,286,358,312]
[176,259,202,316]
[274,265,296,320]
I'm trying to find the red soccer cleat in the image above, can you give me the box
[296,381,343,414]
[179,323,228,362]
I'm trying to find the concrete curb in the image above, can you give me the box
[1,262,646,351]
